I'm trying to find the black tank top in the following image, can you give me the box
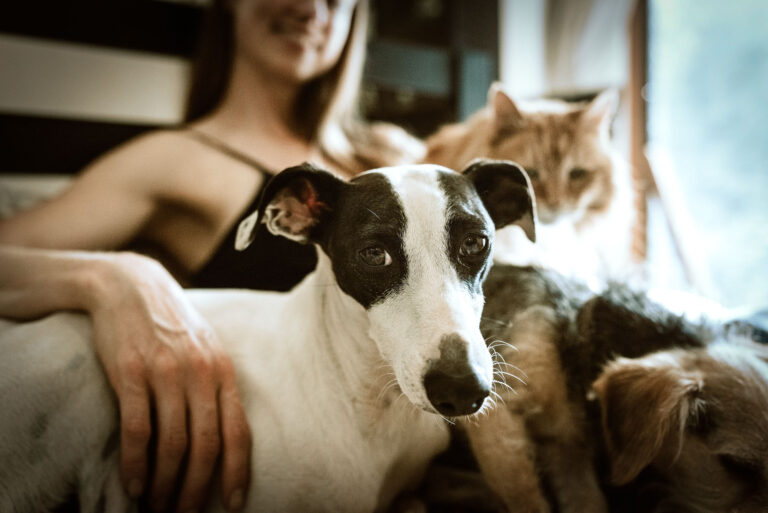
[184,130,317,291]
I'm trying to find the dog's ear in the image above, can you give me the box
[592,353,705,485]
[235,162,345,250]
[462,158,537,242]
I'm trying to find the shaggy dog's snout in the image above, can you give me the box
[424,334,490,416]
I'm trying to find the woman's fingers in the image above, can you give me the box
[116,345,251,512]
[91,254,252,510]
[149,353,188,512]
[218,358,252,512]
[118,371,152,499]
[175,355,222,513]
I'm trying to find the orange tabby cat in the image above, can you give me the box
[424,84,637,285]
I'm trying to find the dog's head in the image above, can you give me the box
[236,160,536,417]
[593,343,768,512]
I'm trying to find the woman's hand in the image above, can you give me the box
[88,253,251,512]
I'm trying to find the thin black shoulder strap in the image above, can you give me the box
[183,128,274,175]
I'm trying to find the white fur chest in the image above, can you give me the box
[242,388,448,513]
[189,285,450,512]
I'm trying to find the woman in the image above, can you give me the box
[0,0,423,511]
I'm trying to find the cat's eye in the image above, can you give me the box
[359,246,392,266]
[459,234,489,258]
[569,167,590,181]
[526,168,540,181]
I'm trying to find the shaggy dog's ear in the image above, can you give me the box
[462,158,538,242]
[236,162,346,249]
[592,352,705,485]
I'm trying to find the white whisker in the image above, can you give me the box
[481,316,513,327]
[493,379,515,393]
[497,364,529,379]
[495,370,527,386]
[440,415,456,426]
[376,378,400,404]
[487,339,518,352]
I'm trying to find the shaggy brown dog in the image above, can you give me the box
[591,321,768,513]
[467,265,602,513]
[594,344,768,513]
[459,264,768,513]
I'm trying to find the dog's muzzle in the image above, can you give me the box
[423,334,490,416]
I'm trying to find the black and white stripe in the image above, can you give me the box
[0,1,202,176]
[0,0,500,177]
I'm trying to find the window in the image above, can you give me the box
[647,0,768,309]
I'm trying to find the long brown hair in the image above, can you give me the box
[184,0,234,123]
[184,0,423,174]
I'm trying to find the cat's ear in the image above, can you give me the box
[488,82,525,131]
[582,89,619,133]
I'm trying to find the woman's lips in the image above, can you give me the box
[270,19,323,49]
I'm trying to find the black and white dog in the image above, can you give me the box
[0,160,536,512]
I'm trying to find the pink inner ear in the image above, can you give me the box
[266,178,332,240]
[296,178,329,216]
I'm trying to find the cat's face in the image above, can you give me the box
[483,89,618,225]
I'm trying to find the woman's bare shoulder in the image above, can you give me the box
[87,129,202,173]
[81,129,227,191]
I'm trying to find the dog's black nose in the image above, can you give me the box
[424,368,490,416]
[424,333,490,416]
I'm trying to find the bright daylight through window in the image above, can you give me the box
[647,0,768,309]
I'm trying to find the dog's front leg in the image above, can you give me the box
[538,431,607,513]
[78,454,137,513]
[464,407,550,513]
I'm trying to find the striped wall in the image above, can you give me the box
[0,0,201,176]
[0,34,190,175]
[0,0,498,178]
[0,35,189,125]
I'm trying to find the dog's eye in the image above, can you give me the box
[719,454,762,479]
[569,167,590,181]
[459,234,488,258]
[359,246,392,266]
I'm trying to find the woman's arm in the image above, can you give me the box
[0,247,251,512]
[0,133,173,250]
[0,133,252,512]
